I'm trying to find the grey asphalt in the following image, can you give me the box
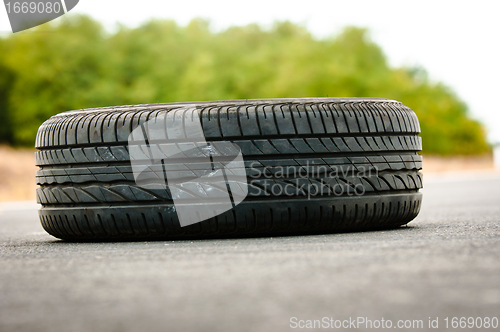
[1,172,500,332]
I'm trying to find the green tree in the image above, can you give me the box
[0,15,490,154]
[0,45,13,143]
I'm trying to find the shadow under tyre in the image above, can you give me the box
[35,98,423,241]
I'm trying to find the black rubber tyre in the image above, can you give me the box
[35,98,423,241]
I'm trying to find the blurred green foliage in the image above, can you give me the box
[0,15,490,154]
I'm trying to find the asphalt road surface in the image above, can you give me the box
[1,172,500,332]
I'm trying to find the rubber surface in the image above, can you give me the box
[35,98,423,241]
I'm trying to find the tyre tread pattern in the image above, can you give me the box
[35,99,423,241]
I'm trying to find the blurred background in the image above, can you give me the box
[0,0,499,201]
